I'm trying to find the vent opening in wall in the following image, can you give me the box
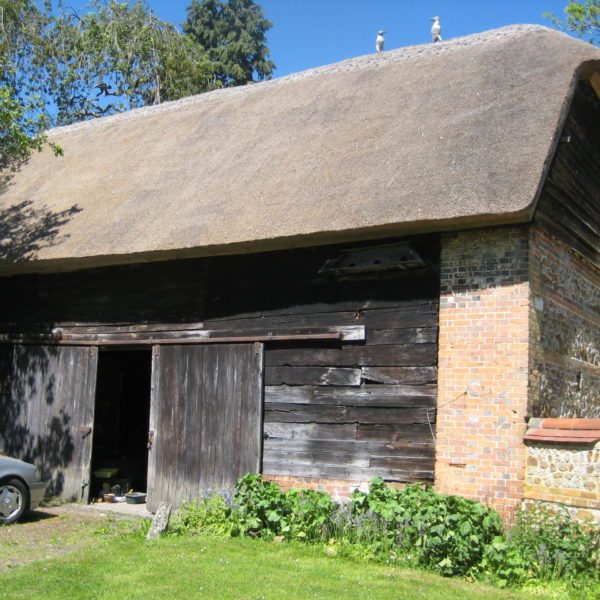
[319,241,427,277]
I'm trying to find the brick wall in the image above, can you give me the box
[264,475,371,502]
[435,226,530,521]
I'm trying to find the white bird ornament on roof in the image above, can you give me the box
[430,16,442,42]
[376,30,385,53]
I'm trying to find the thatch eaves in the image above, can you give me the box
[1,24,599,274]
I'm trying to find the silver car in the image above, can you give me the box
[0,456,47,525]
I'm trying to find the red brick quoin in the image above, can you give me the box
[435,226,530,522]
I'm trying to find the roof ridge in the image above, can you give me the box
[49,24,567,137]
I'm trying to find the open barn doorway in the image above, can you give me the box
[90,348,152,501]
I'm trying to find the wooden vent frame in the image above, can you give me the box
[319,241,426,277]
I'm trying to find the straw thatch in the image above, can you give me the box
[1,25,599,274]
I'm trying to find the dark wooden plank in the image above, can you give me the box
[264,404,431,424]
[204,311,362,331]
[265,344,437,368]
[55,332,342,346]
[261,283,440,318]
[361,366,437,384]
[364,307,438,330]
[56,326,363,344]
[370,456,434,470]
[265,367,361,387]
[533,81,600,269]
[263,422,357,441]
[262,461,434,483]
[546,164,600,227]
[264,437,434,458]
[357,423,435,443]
[264,449,371,468]
[264,384,436,406]
[534,212,600,269]
[367,328,437,345]
[540,185,600,249]
[55,322,206,334]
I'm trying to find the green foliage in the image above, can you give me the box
[41,0,218,125]
[170,490,239,537]
[174,476,504,577]
[0,86,49,169]
[171,474,600,595]
[183,0,275,86]
[2,0,215,164]
[233,473,335,540]
[483,504,600,587]
[1,0,275,164]
[0,1,59,167]
[545,1,599,45]
[351,479,504,577]
[171,475,335,541]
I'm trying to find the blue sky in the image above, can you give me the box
[67,1,577,78]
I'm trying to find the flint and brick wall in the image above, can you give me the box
[528,226,600,418]
[525,441,600,524]
[524,226,600,521]
[435,226,530,521]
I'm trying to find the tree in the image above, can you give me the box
[183,0,275,86]
[2,0,218,165]
[0,87,56,172]
[0,0,57,168]
[41,0,219,125]
[546,1,599,45]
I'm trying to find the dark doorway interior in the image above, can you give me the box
[91,349,151,499]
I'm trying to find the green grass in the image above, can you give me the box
[0,533,546,600]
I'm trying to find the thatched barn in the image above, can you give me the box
[1,25,599,520]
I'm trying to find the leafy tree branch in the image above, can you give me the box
[545,0,599,45]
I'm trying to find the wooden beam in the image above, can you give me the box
[0,325,366,346]
[55,322,205,334]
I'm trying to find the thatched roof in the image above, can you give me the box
[1,24,599,274]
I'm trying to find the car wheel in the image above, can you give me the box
[0,479,29,525]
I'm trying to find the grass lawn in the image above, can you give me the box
[0,525,548,600]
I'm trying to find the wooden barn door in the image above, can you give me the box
[147,343,263,511]
[0,344,98,502]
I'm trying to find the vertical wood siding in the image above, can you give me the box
[0,344,97,501]
[148,343,263,510]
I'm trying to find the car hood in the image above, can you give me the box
[0,456,39,481]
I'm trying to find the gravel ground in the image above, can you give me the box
[0,503,150,572]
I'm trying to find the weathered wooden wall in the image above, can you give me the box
[0,344,97,500]
[0,235,440,484]
[148,343,263,511]
[534,80,600,269]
